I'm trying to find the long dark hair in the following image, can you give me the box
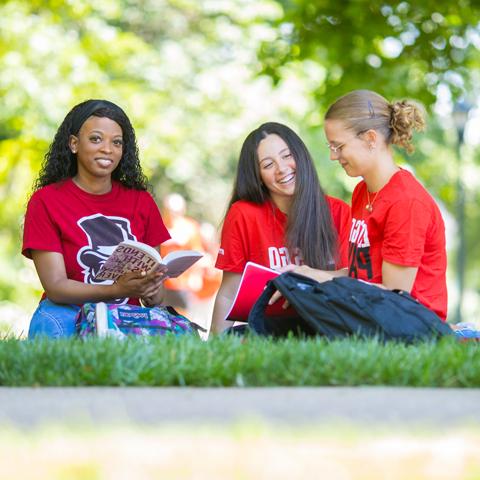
[33,99,149,191]
[229,122,338,269]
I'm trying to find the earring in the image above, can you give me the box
[369,143,375,150]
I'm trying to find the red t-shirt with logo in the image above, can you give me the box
[215,196,351,272]
[23,179,170,304]
[348,169,447,320]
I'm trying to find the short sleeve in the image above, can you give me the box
[382,198,430,266]
[142,193,171,247]
[326,196,351,269]
[215,205,250,273]
[22,192,63,259]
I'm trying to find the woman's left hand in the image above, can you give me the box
[140,265,169,306]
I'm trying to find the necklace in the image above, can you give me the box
[72,176,112,195]
[365,189,379,213]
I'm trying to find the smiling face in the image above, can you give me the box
[69,116,123,187]
[324,119,374,178]
[257,133,296,211]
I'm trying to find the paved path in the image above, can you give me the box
[1,387,479,428]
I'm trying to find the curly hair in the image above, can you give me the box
[389,100,426,154]
[33,99,149,191]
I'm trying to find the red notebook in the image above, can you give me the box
[225,262,295,322]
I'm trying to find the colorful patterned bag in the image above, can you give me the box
[75,302,204,338]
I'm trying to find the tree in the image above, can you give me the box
[261,0,480,107]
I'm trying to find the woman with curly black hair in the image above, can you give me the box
[23,99,171,338]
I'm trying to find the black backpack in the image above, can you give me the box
[248,272,452,343]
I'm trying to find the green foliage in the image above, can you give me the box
[0,0,288,223]
[1,336,479,387]
[262,0,480,108]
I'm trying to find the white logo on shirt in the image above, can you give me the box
[349,218,370,248]
[268,247,302,269]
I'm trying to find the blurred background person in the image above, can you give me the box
[161,193,221,335]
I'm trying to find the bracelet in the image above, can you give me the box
[139,298,154,308]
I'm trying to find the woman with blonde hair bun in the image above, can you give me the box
[275,89,448,321]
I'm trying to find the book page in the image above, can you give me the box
[162,250,203,278]
[95,241,161,281]
[121,239,161,263]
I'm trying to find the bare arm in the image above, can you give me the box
[289,263,417,292]
[210,271,242,336]
[381,260,418,292]
[32,250,166,304]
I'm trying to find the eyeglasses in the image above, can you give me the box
[325,142,346,154]
[326,131,368,154]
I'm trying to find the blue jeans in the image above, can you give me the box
[28,299,81,339]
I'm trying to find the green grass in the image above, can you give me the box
[0,335,479,387]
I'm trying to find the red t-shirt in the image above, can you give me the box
[348,169,447,320]
[23,179,170,304]
[216,196,351,272]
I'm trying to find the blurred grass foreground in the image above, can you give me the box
[0,424,479,479]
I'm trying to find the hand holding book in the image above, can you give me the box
[95,240,203,283]
[112,267,167,301]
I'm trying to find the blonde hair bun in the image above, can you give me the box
[389,100,425,153]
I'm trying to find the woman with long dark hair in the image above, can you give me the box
[23,99,171,338]
[210,122,351,334]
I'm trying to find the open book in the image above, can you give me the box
[94,240,203,282]
[225,261,295,322]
